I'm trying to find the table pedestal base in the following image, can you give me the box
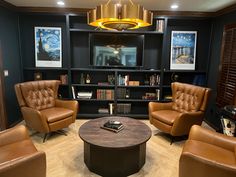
[84,142,146,177]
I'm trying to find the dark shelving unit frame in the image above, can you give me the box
[19,13,212,119]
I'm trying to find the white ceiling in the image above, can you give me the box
[4,0,236,12]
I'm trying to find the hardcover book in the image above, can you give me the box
[101,120,124,133]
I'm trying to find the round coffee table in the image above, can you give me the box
[79,116,152,177]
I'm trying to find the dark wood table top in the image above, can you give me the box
[79,117,152,148]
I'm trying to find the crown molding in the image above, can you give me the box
[152,10,214,18]
[0,0,17,11]
[17,6,90,15]
[1,0,236,17]
[214,3,236,16]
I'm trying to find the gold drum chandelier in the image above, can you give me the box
[87,0,153,31]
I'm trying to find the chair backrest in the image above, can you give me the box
[171,82,211,113]
[15,80,60,110]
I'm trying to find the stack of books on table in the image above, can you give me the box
[101,120,124,133]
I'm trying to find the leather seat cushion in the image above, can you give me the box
[41,107,74,123]
[151,110,182,125]
[183,140,236,166]
[0,140,37,163]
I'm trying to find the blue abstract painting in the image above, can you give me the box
[170,31,197,70]
[35,27,62,67]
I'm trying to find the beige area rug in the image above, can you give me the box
[25,120,213,177]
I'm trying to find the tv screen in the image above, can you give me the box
[94,46,137,67]
[90,33,144,68]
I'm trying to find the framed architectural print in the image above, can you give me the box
[170,31,197,70]
[35,27,62,67]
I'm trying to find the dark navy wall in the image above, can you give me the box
[205,10,236,129]
[0,6,22,126]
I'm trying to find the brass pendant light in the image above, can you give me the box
[87,0,153,31]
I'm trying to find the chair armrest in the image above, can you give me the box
[0,125,29,147]
[149,102,173,112]
[171,111,204,136]
[55,99,78,122]
[189,125,236,152]
[21,107,49,133]
[0,151,46,177]
[179,149,236,177]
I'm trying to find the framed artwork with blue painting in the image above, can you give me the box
[170,31,197,70]
[35,27,62,67]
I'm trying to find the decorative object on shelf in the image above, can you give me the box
[125,89,130,99]
[60,74,68,84]
[142,93,156,100]
[87,0,153,31]
[170,31,197,70]
[107,74,115,85]
[164,95,172,101]
[85,74,91,84]
[80,73,85,84]
[109,103,114,115]
[156,89,160,101]
[144,74,150,85]
[156,19,164,32]
[34,27,62,67]
[171,72,179,82]
[34,72,42,80]
[128,81,140,86]
[71,86,76,99]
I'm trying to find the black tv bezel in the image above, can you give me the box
[89,33,144,69]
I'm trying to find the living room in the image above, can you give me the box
[0,0,236,177]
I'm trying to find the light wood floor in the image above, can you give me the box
[25,120,213,177]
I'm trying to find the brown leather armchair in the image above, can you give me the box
[0,125,46,177]
[15,80,78,141]
[149,82,211,137]
[179,125,236,177]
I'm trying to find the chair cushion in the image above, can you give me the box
[183,140,236,166]
[0,140,37,163]
[41,107,74,123]
[151,110,182,125]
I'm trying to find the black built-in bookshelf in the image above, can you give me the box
[19,14,212,118]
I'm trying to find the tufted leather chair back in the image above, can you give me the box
[15,80,60,110]
[171,82,208,113]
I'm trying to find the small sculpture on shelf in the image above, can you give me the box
[80,73,85,84]
[85,74,91,84]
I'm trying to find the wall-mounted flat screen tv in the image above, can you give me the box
[90,33,144,68]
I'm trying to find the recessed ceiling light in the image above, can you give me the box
[171,4,179,9]
[57,1,65,6]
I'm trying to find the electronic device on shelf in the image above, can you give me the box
[90,33,144,68]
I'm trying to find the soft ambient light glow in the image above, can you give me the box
[87,0,153,31]
[171,4,179,9]
[57,1,65,6]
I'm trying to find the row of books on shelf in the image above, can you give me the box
[98,103,131,115]
[97,89,114,100]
